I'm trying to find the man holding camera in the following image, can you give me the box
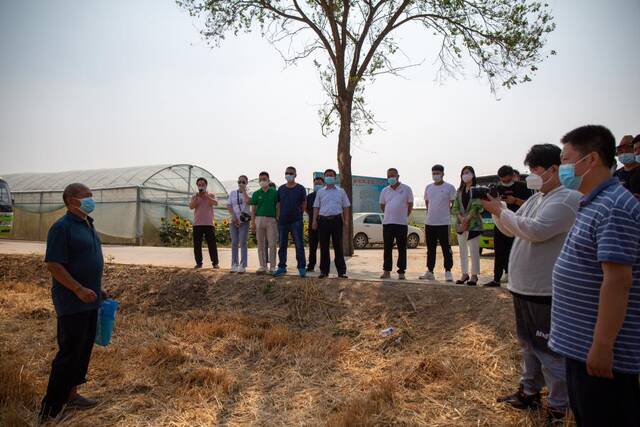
[484,165,532,287]
[482,145,581,424]
[189,177,219,269]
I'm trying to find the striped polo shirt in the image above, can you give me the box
[549,178,640,374]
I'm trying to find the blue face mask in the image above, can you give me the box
[285,174,295,183]
[325,176,336,185]
[636,154,640,164]
[78,197,96,214]
[559,154,590,190]
[618,153,636,165]
[387,177,398,186]
[314,184,323,192]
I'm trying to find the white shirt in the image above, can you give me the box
[228,189,250,220]
[424,182,457,226]
[313,186,351,216]
[492,186,582,296]
[379,183,414,225]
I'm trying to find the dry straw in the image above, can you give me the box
[0,255,574,426]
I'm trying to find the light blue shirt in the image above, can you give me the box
[313,186,351,216]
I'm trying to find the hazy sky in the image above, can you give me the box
[1,0,639,193]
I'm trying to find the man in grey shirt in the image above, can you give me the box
[482,144,581,424]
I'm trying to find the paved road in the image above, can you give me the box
[0,240,498,286]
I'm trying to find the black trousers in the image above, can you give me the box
[566,357,640,427]
[383,224,408,274]
[493,226,513,281]
[40,310,98,418]
[425,225,453,272]
[193,225,219,266]
[307,227,319,269]
[318,216,346,275]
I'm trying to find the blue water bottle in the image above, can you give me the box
[95,299,119,346]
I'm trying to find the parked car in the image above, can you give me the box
[352,213,424,249]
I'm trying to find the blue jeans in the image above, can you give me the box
[230,222,249,267]
[278,220,306,269]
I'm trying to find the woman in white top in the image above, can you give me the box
[227,175,251,272]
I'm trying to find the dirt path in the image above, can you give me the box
[0,240,498,285]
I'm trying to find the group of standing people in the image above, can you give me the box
[190,167,352,279]
[37,126,639,427]
[400,164,533,286]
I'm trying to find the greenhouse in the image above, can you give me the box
[1,164,227,245]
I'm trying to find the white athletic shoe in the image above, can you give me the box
[501,273,509,284]
[230,264,238,273]
[238,266,246,274]
[419,271,435,280]
[445,271,454,282]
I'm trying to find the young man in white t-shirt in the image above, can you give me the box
[379,168,414,280]
[420,165,457,282]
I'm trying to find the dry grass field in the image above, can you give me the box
[0,254,573,426]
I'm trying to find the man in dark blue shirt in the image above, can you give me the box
[305,175,324,272]
[39,183,106,422]
[273,166,307,277]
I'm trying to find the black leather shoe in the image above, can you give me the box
[456,275,469,284]
[318,273,328,279]
[483,280,501,287]
[66,394,98,410]
[496,385,541,410]
[338,274,348,279]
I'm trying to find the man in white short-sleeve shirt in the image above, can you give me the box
[379,168,414,280]
[420,164,457,282]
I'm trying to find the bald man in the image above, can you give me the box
[39,183,106,422]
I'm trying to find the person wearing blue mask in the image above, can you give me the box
[613,135,639,192]
[551,125,640,427]
[482,144,582,424]
[273,166,307,277]
[379,168,414,280]
[312,169,351,278]
[39,183,108,423]
[305,175,324,272]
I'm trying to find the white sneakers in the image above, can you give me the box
[231,264,238,273]
[419,271,435,280]
[444,271,454,282]
[238,266,246,274]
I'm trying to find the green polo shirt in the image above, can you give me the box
[250,187,277,218]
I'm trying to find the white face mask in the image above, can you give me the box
[462,173,473,183]
[432,174,443,183]
[259,180,269,189]
[525,168,552,191]
[500,180,514,187]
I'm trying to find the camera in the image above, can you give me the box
[470,185,500,200]
[239,212,251,223]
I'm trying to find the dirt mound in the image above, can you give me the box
[0,254,563,426]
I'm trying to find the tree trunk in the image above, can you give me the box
[337,96,354,256]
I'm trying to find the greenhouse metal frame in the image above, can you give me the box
[2,164,227,245]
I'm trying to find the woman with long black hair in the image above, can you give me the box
[451,166,484,286]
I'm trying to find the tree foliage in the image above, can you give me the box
[178,0,555,135]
